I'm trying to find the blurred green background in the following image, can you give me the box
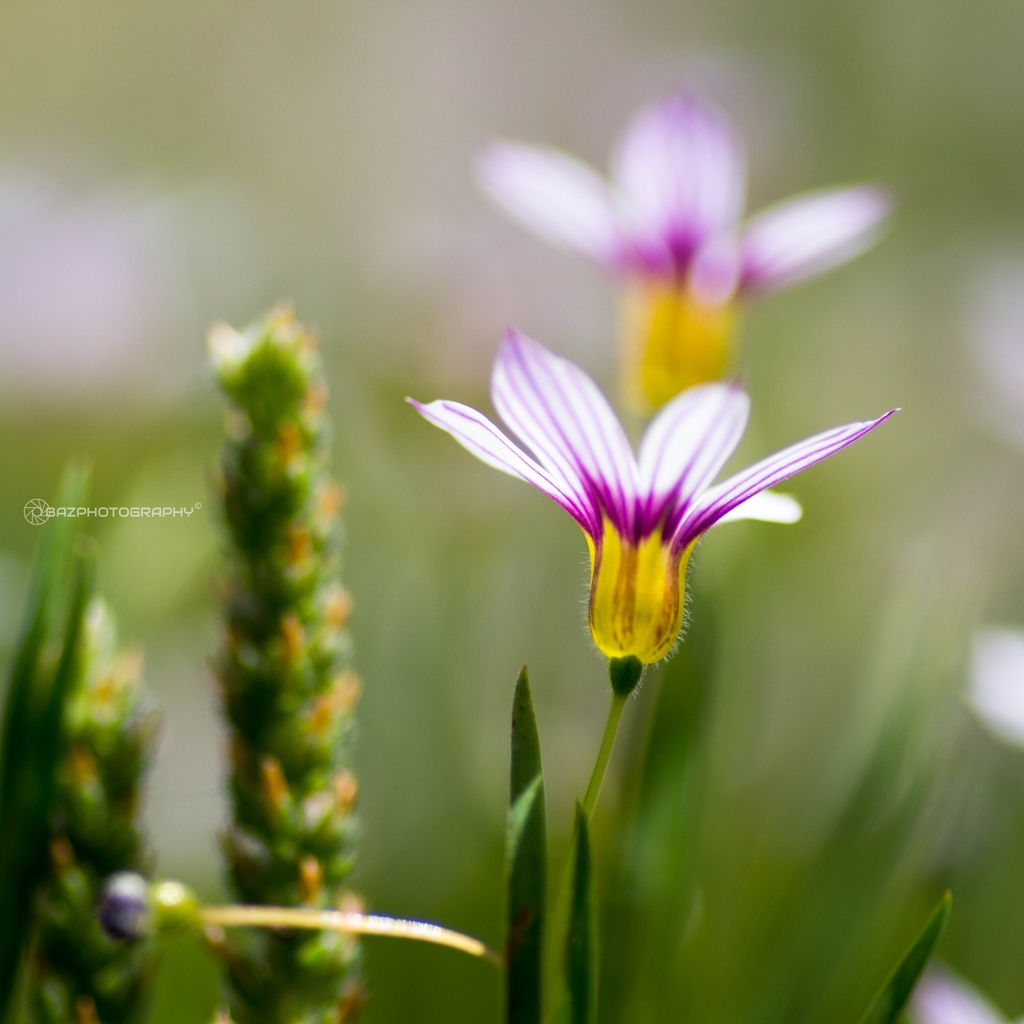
[1,2,1024,1022]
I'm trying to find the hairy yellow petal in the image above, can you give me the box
[587,519,693,663]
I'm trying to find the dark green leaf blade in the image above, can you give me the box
[0,465,91,1023]
[566,804,596,1024]
[511,666,543,800]
[506,668,547,1024]
[857,893,952,1024]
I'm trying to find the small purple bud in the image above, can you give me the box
[98,872,151,941]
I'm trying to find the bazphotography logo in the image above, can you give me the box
[24,499,202,526]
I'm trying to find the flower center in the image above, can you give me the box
[586,519,695,664]
[621,281,738,411]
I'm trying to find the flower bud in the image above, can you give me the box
[98,872,151,941]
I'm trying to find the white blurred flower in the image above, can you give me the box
[912,968,1015,1024]
[968,626,1024,746]
[967,261,1024,449]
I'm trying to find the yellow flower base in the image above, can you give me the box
[586,520,695,663]
[621,281,738,411]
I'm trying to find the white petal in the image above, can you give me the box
[912,970,1007,1024]
[613,93,745,266]
[637,383,749,534]
[715,490,802,524]
[408,397,599,534]
[968,627,1024,746]
[491,330,638,535]
[740,186,892,294]
[677,410,896,547]
[474,143,623,267]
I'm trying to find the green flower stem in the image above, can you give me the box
[545,675,633,1022]
[555,690,626,923]
[580,691,627,822]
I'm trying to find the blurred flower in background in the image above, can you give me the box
[476,92,891,410]
[912,968,1018,1024]
[0,168,263,411]
[967,627,1024,746]
[967,260,1024,450]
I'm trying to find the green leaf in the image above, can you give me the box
[856,893,952,1024]
[566,805,596,1024]
[0,465,92,1023]
[511,666,544,800]
[506,667,547,1024]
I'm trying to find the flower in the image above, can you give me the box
[476,93,892,411]
[967,627,1024,746]
[409,330,894,664]
[912,968,1010,1024]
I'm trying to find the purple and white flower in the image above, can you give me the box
[410,329,894,663]
[476,93,892,410]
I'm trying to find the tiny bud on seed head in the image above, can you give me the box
[334,770,359,812]
[207,323,251,373]
[98,872,151,941]
[151,879,202,931]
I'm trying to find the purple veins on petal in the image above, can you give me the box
[492,329,638,536]
[414,334,894,552]
[677,410,897,547]
[406,397,599,534]
[636,383,749,536]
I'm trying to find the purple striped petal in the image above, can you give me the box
[637,383,749,535]
[408,397,599,535]
[912,970,1006,1024]
[675,409,896,547]
[740,186,892,294]
[612,93,745,273]
[474,143,624,269]
[491,329,639,535]
[715,490,802,524]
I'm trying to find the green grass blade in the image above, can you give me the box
[0,466,91,1023]
[856,893,951,1024]
[566,804,596,1024]
[506,667,547,1024]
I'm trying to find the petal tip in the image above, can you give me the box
[472,140,518,187]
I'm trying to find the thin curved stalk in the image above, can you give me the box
[580,692,627,820]
[200,905,503,968]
